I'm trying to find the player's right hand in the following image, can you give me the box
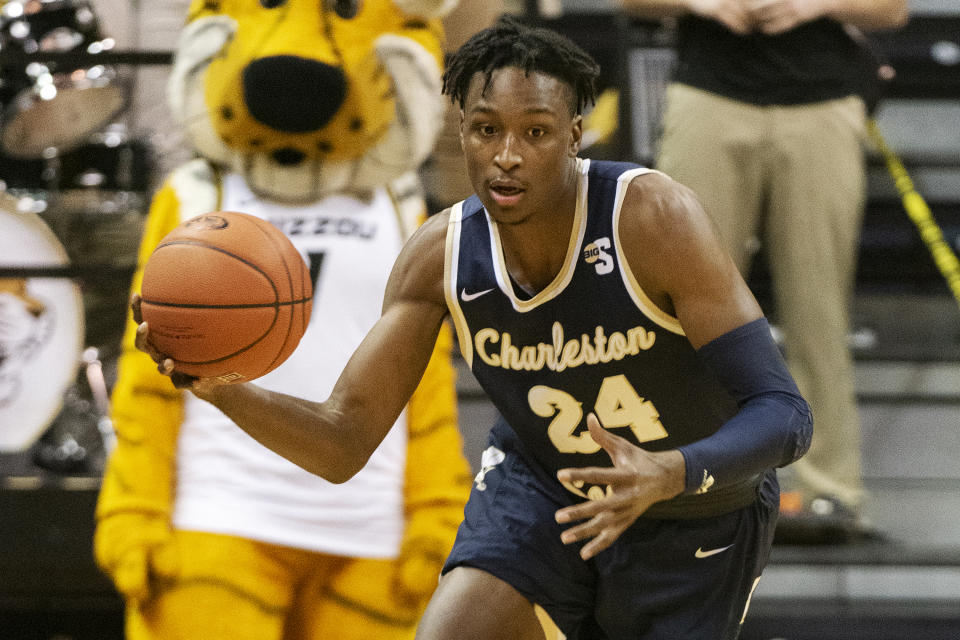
[131,294,200,390]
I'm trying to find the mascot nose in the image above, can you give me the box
[242,56,347,133]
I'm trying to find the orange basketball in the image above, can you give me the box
[140,211,312,383]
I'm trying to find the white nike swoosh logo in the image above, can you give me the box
[460,287,495,302]
[695,544,734,559]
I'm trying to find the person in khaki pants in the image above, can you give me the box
[620,0,909,541]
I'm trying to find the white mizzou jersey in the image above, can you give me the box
[173,170,417,557]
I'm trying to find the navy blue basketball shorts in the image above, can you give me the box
[443,422,780,640]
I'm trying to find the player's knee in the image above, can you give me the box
[415,568,545,640]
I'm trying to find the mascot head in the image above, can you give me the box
[167,0,457,203]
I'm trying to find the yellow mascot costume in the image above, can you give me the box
[93,1,471,639]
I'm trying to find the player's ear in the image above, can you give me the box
[569,113,583,157]
[458,109,466,149]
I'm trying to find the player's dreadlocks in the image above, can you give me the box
[442,15,600,116]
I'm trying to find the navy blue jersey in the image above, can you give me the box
[445,159,739,504]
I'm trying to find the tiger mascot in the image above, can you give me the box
[93,2,472,639]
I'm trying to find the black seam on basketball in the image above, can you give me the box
[248,217,299,373]
[139,297,312,309]
[140,300,314,367]
[164,313,279,366]
[154,239,282,304]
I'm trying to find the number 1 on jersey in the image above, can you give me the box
[306,251,326,319]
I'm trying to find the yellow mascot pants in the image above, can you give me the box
[127,530,424,640]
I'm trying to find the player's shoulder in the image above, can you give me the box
[409,207,451,248]
[620,169,708,239]
[393,208,450,284]
[380,208,450,311]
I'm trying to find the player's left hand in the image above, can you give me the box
[554,413,685,560]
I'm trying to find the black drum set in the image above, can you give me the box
[0,0,152,475]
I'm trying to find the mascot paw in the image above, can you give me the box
[94,513,179,602]
[393,537,448,608]
[112,546,153,602]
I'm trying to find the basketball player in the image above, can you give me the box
[135,17,812,639]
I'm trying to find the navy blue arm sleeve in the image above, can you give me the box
[677,317,813,494]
